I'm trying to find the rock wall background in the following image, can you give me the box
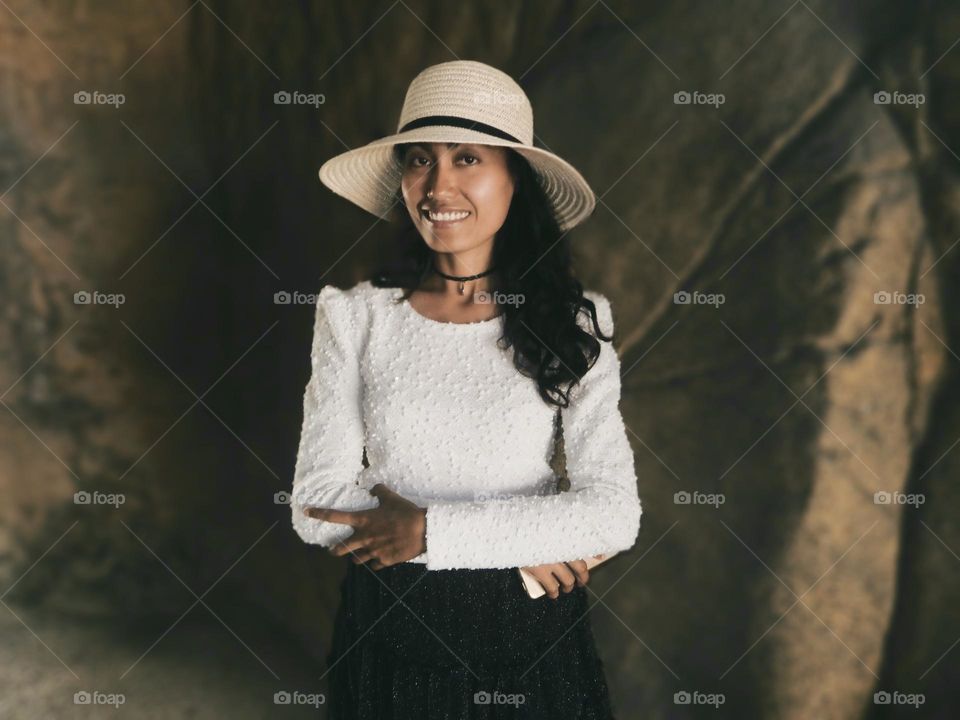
[1,0,958,717]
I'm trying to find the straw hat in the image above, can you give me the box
[318,60,596,232]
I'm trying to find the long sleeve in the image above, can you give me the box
[423,293,642,570]
[290,285,380,548]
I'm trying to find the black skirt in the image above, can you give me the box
[324,561,616,719]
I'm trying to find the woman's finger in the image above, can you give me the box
[305,507,363,526]
[566,559,590,587]
[350,548,375,564]
[550,563,577,593]
[330,536,368,557]
[368,483,396,499]
[530,567,561,599]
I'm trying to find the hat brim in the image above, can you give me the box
[318,125,596,232]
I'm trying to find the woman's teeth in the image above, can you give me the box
[427,210,470,222]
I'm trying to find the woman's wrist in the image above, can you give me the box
[416,506,427,555]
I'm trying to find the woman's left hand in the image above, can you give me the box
[303,484,427,570]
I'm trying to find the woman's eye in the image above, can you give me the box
[406,154,477,167]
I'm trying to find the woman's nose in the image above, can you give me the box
[426,157,456,198]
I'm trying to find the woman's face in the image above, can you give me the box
[400,142,515,254]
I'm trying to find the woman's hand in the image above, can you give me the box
[303,484,426,570]
[521,559,592,600]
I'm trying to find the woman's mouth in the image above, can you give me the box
[422,209,471,226]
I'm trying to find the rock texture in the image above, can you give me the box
[1,0,959,717]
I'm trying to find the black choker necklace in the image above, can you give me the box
[432,264,498,295]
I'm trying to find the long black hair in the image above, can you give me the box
[370,143,612,409]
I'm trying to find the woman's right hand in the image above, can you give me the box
[521,560,590,600]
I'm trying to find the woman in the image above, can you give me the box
[291,60,642,719]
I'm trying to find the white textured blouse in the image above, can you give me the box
[290,279,642,570]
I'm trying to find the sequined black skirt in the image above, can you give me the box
[324,561,616,719]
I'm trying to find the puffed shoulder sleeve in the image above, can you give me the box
[423,292,642,569]
[290,285,378,547]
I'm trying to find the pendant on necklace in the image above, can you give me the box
[457,281,465,295]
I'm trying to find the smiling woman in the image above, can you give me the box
[298,59,642,719]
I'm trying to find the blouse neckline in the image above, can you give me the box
[391,288,504,332]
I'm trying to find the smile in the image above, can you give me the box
[423,209,471,224]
